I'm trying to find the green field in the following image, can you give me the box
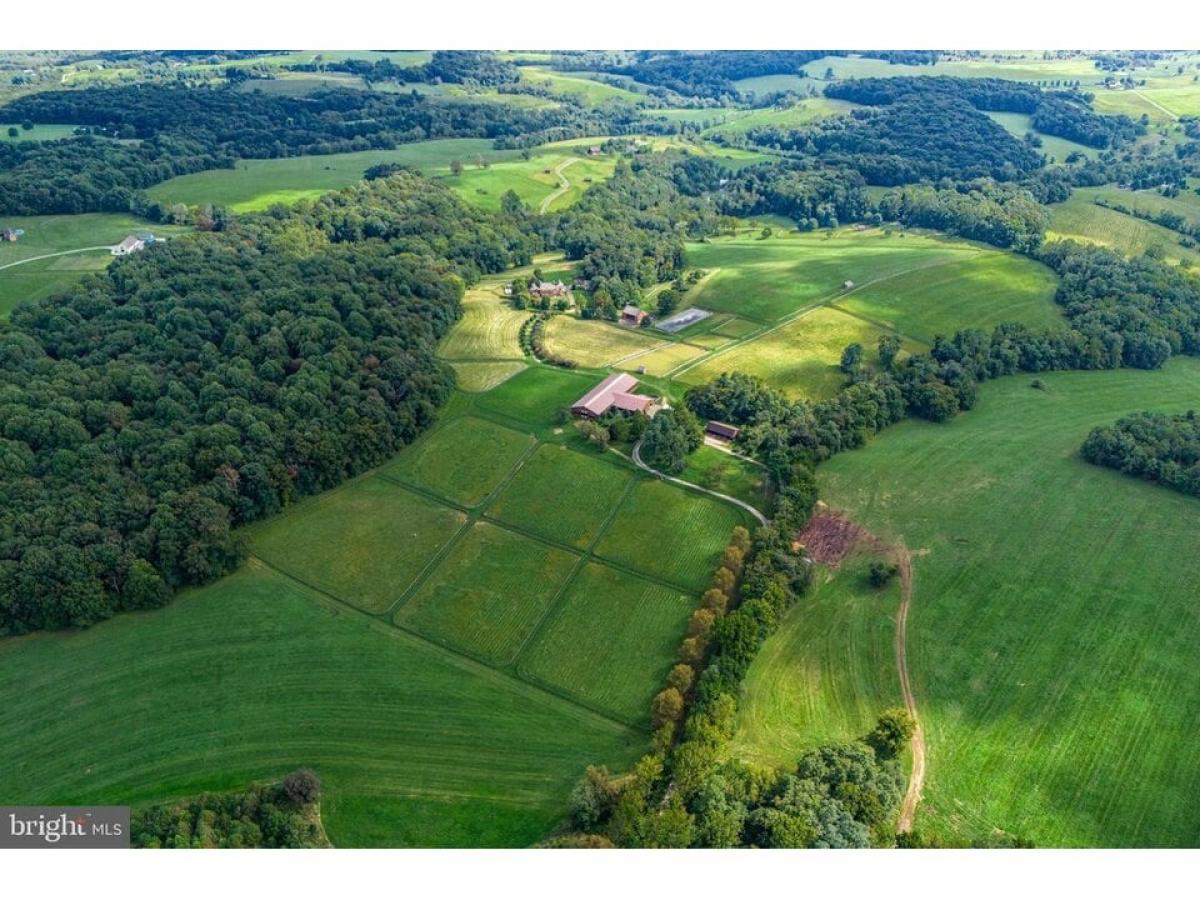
[473,365,599,435]
[0,123,80,141]
[616,341,708,377]
[543,315,666,367]
[755,361,1200,847]
[146,140,516,211]
[684,231,984,323]
[733,554,903,767]
[984,111,1099,162]
[594,477,751,592]
[395,521,579,665]
[519,67,645,105]
[251,476,467,614]
[676,444,771,511]
[450,360,528,392]
[703,98,860,136]
[835,251,1062,342]
[520,562,695,722]
[1048,190,1200,270]
[380,415,533,508]
[0,561,641,847]
[486,444,634,549]
[446,147,617,213]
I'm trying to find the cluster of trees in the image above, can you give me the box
[825,75,1143,150]
[638,407,704,474]
[0,83,603,214]
[717,162,875,229]
[562,521,917,848]
[875,181,1049,251]
[132,769,325,848]
[286,50,520,87]
[0,171,537,636]
[601,51,839,99]
[745,96,1043,185]
[1081,411,1200,497]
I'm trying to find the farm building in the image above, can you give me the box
[586,145,602,156]
[706,421,741,442]
[842,280,855,290]
[112,235,145,256]
[572,372,658,419]
[620,305,648,327]
[530,280,569,299]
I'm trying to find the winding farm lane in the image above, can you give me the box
[539,157,580,214]
[894,545,926,833]
[0,245,115,272]
[630,437,768,527]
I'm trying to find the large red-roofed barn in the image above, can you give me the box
[572,372,658,419]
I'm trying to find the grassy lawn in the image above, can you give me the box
[685,231,982,323]
[0,562,640,847]
[0,123,81,141]
[732,554,903,768]
[677,444,771,511]
[379,415,533,508]
[704,98,860,136]
[519,562,694,723]
[543,315,666,368]
[0,252,111,317]
[834,251,1063,342]
[518,67,644,105]
[450,361,527,392]
[984,111,1100,162]
[594,477,750,592]
[677,306,924,401]
[250,476,466,614]
[615,341,707,377]
[812,360,1200,847]
[447,149,616,213]
[1048,190,1200,270]
[485,444,633,550]
[438,281,528,362]
[395,521,579,665]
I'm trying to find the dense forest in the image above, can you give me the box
[1081,411,1200,497]
[603,51,838,99]
[0,84,606,214]
[286,50,521,87]
[0,172,536,635]
[133,769,326,848]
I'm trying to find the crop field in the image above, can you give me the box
[543,315,666,367]
[380,416,534,508]
[594,478,752,593]
[519,562,695,722]
[834,251,1062,342]
[984,111,1099,162]
[677,306,922,400]
[147,140,516,211]
[250,476,467,614]
[732,553,903,768]
[0,562,642,848]
[394,521,579,665]
[800,360,1200,847]
[1048,191,1200,270]
[486,444,634,549]
[685,231,982,323]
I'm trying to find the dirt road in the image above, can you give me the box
[539,158,579,214]
[894,545,926,833]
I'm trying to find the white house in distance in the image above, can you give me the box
[112,235,145,256]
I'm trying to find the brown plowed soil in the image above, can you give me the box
[795,511,880,566]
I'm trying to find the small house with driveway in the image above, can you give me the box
[530,280,569,299]
[112,235,145,256]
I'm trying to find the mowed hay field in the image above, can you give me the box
[0,562,642,848]
[677,306,924,400]
[801,361,1200,847]
[542,315,666,367]
[732,553,903,768]
[1048,190,1200,271]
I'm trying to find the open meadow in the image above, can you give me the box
[1048,190,1200,270]
[740,361,1200,847]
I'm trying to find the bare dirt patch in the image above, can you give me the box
[795,511,880,566]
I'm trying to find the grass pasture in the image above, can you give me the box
[0,123,80,141]
[380,415,533,508]
[485,444,633,550]
[520,562,694,722]
[250,476,466,614]
[703,98,860,136]
[472,365,599,434]
[807,361,1200,847]
[616,341,708,377]
[542,315,666,368]
[437,282,528,362]
[518,67,644,105]
[395,521,579,665]
[594,477,751,593]
[450,361,527,392]
[677,445,771,511]
[1048,190,1200,270]
[445,147,617,213]
[0,562,641,848]
[984,111,1099,162]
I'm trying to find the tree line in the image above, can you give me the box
[0,171,536,636]
[1081,411,1200,498]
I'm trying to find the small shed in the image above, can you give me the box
[620,305,648,327]
[706,421,741,442]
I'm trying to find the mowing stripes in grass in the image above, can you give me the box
[485,444,633,550]
[542,316,666,368]
[449,361,527,392]
[594,478,751,593]
[380,416,534,508]
[473,365,600,435]
[0,563,641,848]
[519,562,694,723]
[250,476,466,614]
[395,522,579,665]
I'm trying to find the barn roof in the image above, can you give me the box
[572,372,640,417]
